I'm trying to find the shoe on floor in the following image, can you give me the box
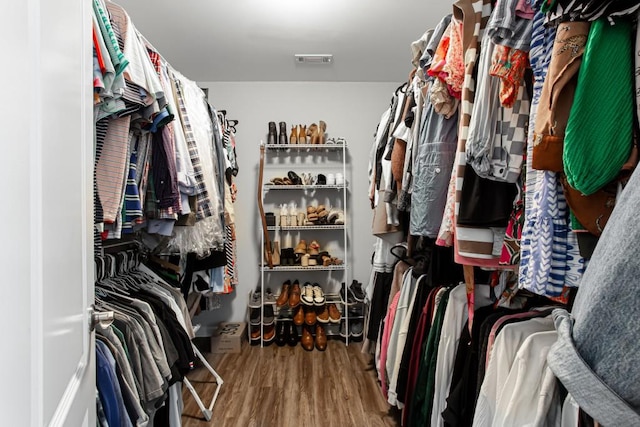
[301,325,314,351]
[315,324,327,351]
[263,324,276,343]
[350,320,364,338]
[339,320,351,338]
[287,322,299,346]
[275,320,288,347]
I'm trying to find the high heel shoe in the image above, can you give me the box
[290,125,298,144]
[268,121,277,145]
[298,125,307,144]
[278,121,288,144]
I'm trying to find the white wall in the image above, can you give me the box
[194,81,398,329]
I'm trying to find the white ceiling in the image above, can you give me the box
[114,0,453,82]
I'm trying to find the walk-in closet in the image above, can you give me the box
[3,0,640,426]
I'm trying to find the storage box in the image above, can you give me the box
[210,322,247,354]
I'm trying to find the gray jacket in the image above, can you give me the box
[547,167,640,426]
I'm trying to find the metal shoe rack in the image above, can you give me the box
[253,141,360,346]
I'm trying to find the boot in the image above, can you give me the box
[290,125,298,144]
[298,125,307,144]
[271,241,281,266]
[301,325,314,351]
[267,121,277,145]
[289,280,301,307]
[287,322,299,346]
[315,324,327,351]
[318,120,327,144]
[275,320,287,346]
[278,122,288,144]
[276,280,291,307]
[308,123,320,144]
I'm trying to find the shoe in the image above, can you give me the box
[304,305,317,325]
[275,320,288,346]
[276,280,291,307]
[271,241,281,266]
[288,171,302,185]
[263,324,276,343]
[249,308,261,325]
[326,173,336,185]
[350,320,364,338]
[301,325,314,351]
[278,121,288,144]
[267,122,277,145]
[327,209,345,225]
[263,305,275,324]
[301,253,310,267]
[308,123,320,144]
[294,240,307,255]
[249,290,262,308]
[316,305,330,323]
[287,322,299,346]
[250,325,261,341]
[316,174,326,185]
[349,280,365,303]
[301,282,314,305]
[335,172,344,185]
[315,324,327,351]
[290,125,298,144]
[289,280,301,307]
[293,305,305,326]
[340,282,356,305]
[265,287,276,304]
[339,321,350,338]
[318,120,327,144]
[298,125,307,144]
[308,240,320,256]
[312,284,325,306]
[328,303,341,323]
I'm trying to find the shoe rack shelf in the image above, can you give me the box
[265,143,346,151]
[267,225,345,231]
[260,265,347,272]
[255,139,357,347]
[264,184,348,191]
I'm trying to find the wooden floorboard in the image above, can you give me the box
[182,340,400,427]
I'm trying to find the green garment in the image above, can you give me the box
[563,19,633,196]
[409,287,452,427]
[93,0,129,76]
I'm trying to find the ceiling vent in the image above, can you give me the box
[294,54,333,64]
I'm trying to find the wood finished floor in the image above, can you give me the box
[182,340,400,427]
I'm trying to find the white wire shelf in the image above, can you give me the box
[259,264,347,272]
[267,225,345,231]
[265,143,346,151]
[263,184,347,190]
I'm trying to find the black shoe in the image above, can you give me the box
[340,282,356,305]
[287,321,299,346]
[349,280,365,303]
[275,320,288,346]
[268,122,277,144]
[249,308,261,325]
[263,305,275,324]
[287,171,302,185]
[279,122,288,144]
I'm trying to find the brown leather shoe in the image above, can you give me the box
[304,305,316,326]
[315,324,327,351]
[263,324,276,342]
[276,280,291,307]
[289,280,301,307]
[316,305,330,323]
[250,326,260,340]
[293,305,304,326]
[328,303,341,323]
[301,325,314,351]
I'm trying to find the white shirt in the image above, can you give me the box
[473,316,554,427]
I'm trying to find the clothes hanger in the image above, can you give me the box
[389,243,415,266]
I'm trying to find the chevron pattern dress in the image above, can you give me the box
[518,6,584,298]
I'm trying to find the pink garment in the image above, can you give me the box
[443,17,465,99]
[379,292,402,399]
[516,0,535,19]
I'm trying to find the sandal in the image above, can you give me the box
[271,177,284,185]
[308,240,320,255]
[282,177,293,185]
